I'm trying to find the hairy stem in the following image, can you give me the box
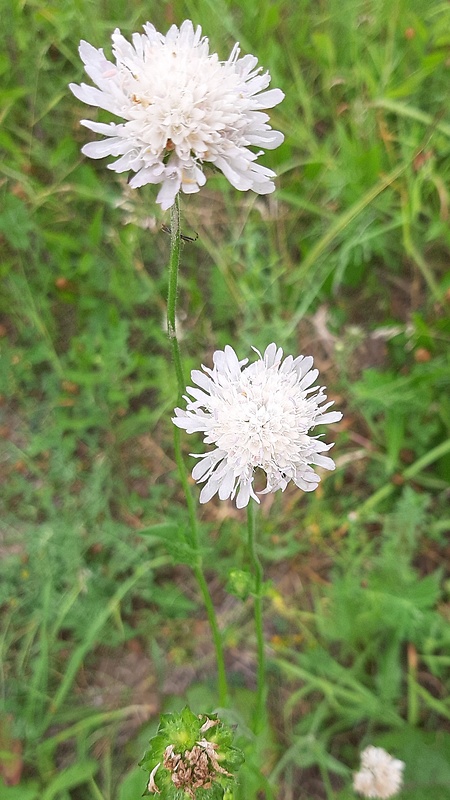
[247,501,266,732]
[167,196,229,706]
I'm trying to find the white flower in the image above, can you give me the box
[70,20,284,210]
[353,746,405,799]
[172,343,342,508]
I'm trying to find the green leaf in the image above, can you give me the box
[377,727,450,792]
[137,523,181,540]
[40,761,98,800]
[0,781,40,800]
[0,194,34,250]
[117,767,148,800]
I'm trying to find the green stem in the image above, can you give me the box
[88,779,106,800]
[357,437,450,516]
[319,763,336,800]
[167,196,229,707]
[407,645,419,726]
[167,195,185,393]
[247,502,266,732]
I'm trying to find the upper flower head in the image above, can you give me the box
[173,343,342,509]
[70,20,284,209]
[353,746,405,799]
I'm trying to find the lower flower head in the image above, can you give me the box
[140,707,244,799]
[353,746,405,799]
[70,20,284,209]
[173,343,342,508]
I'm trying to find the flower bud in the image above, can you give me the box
[140,707,244,799]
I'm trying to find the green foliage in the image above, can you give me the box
[351,354,450,476]
[271,489,450,793]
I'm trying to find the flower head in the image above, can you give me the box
[70,20,284,209]
[353,746,405,799]
[140,707,244,799]
[173,343,342,508]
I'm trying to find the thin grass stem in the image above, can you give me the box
[319,762,336,800]
[357,437,450,516]
[407,643,419,726]
[40,558,165,735]
[88,778,106,800]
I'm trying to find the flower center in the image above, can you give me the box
[118,44,242,158]
[210,370,313,471]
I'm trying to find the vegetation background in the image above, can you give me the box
[1,0,450,798]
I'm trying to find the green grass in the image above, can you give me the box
[1,0,450,798]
